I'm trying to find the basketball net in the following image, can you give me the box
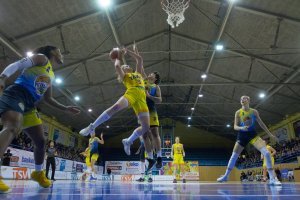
[161,0,190,28]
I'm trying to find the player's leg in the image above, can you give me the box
[217,142,244,182]
[24,124,51,188]
[80,96,129,136]
[89,154,99,181]
[46,158,50,179]
[262,160,267,181]
[150,126,162,168]
[173,162,178,183]
[180,162,186,183]
[0,111,23,193]
[252,137,280,185]
[142,132,156,174]
[122,112,150,155]
[50,157,56,180]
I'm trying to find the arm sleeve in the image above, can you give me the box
[1,57,34,77]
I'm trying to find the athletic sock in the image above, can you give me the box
[127,129,143,144]
[156,150,162,157]
[35,164,43,171]
[260,147,275,179]
[147,152,154,159]
[224,152,239,177]
[92,111,111,128]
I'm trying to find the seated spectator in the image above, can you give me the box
[3,149,12,166]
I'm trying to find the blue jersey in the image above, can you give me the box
[146,83,157,112]
[239,108,256,132]
[89,137,99,154]
[15,60,54,102]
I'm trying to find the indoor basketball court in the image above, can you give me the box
[0,0,299,199]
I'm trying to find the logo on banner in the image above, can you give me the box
[126,162,139,168]
[12,167,29,180]
[121,175,133,181]
[60,160,66,171]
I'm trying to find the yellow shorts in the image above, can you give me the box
[91,153,99,161]
[263,157,275,168]
[124,87,149,115]
[173,154,184,165]
[85,156,91,167]
[150,111,159,126]
[23,109,43,129]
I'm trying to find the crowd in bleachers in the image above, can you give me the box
[10,131,85,163]
[237,137,300,169]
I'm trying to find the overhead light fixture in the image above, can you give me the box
[201,74,207,79]
[88,109,92,112]
[55,78,62,84]
[97,0,112,8]
[188,117,191,120]
[26,51,33,57]
[198,94,203,98]
[259,93,266,98]
[188,125,191,127]
[226,124,231,128]
[191,107,195,111]
[74,96,80,101]
[215,44,224,51]
[106,125,110,128]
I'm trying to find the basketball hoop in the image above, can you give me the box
[161,0,190,28]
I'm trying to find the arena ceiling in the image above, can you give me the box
[0,0,299,139]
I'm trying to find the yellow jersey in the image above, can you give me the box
[123,72,145,89]
[173,143,184,155]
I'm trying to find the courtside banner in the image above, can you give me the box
[160,161,199,180]
[105,161,142,175]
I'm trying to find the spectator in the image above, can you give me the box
[2,149,12,166]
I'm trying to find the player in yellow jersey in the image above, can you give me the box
[171,137,186,183]
[80,146,92,181]
[0,46,80,193]
[88,132,104,181]
[261,140,276,182]
[217,96,281,185]
[80,47,152,160]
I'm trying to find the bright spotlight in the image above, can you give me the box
[55,78,62,84]
[106,125,110,128]
[201,74,207,79]
[259,93,266,98]
[97,0,111,8]
[26,51,33,57]
[198,94,203,98]
[74,96,80,101]
[188,117,191,120]
[226,124,231,128]
[188,125,191,127]
[88,108,92,112]
[215,44,224,51]
[191,107,195,111]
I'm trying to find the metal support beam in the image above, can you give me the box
[190,1,234,118]
[202,0,300,27]
[172,32,294,71]
[55,30,167,73]
[12,0,140,42]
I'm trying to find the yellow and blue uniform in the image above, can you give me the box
[85,150,91,167]
[263,145,275,168]
[123,72,149,115]
[173,143,184,165]
[237,108,258,147]
[0,61,54,128]
[89,137,100,161]
[145,80,159,127]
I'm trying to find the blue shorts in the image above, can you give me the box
[237,131,258,147]
[0,84,35,116]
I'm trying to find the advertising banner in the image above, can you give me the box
[160,161,199,180]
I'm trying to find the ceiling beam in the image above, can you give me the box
[203,0,300,27]
[55,30,167,73]
[172,32,294,71]
[11,0,140,43]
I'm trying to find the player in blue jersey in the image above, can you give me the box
[217,96,281,185]
[0,46,80,193]
[88,132,104,181]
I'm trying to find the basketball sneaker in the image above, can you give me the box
[156,157,162,169]
[79,123,95,136]
[145,158,156,174]
[217,175,228,183]
[31,171,52,188]
[269,178,281,186]
[89,175,97,182]
[182,179,186,183]
[122,139,131,156]
[0,178,11,193]
[148,177,153,183]
[136,177,145,182]
[173,179,177,183]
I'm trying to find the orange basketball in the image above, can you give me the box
[109,48,121,60]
